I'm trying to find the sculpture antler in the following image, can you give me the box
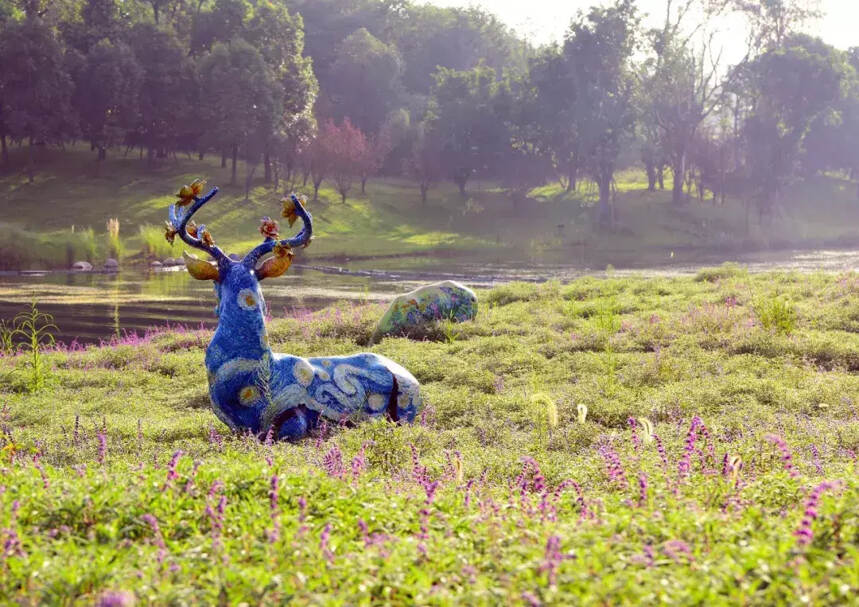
[167,185,227,263]
[242,194,313,279]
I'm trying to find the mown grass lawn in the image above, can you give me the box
[3,268,859,604]
[2,144,859,270]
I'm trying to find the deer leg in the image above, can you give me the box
[387,375,400,423]
[272,404,317,441]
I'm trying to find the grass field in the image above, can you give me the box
[2,144,859,269]
[2,268,859,603]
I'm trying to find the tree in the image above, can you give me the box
[497,73,553,203]
[316,118,367,204]
[426,64,509,196]
[323,28,402,134]
[564,0,639,227]
[0,17,76,181]
[197,38,281,185]
[128,24,196,167]
[528,45,582,191]
[190,0,249,56]
[404,121,442,204]
[245,1,317,184]
[730,0,821,51]
[739,34,848,219]
[395,5,526,95]
[74,40,142,172]
[357,130,392,194]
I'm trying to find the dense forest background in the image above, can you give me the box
[0,0,857,228]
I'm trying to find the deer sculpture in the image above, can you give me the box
[166,185,422,440]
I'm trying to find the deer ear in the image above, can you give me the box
[183,251,219,281]
[256,244,294,280]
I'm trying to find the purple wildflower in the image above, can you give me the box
[765,434,799,479]
[628,417,641,454]
[810,444,823,475]
[322,445,344,479]
[538,535,565,586]
[208,425,223,450]
[96,590,136,607]
[663,539,693,563]
[637,472,648,507]
[97,431,107,465]
[351,443,368,482]
[677,417,702,481]
[598,445,628,490]
[653,433,669,471]
[320,523,334,562]
[795,481,840,546]
[268,474,280,543]
[162,450,184,490]
[32,456,49,490]
[141,513,167,563]
[522,591,541,607]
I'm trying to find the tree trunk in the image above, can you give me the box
[27,137,34,183]
[313,177,322,201]
[454,174,467,197]
[566,165,577,192]
[657,166,665,190]
[198,151,204,161]
[264,152,271,183]
[230,144,238,185]
[1,133,7,166]
[273,161,279,190]
[244,164,256,200]
[147,145,155,169]
[597,177,612,228]
[361,176,367,194]
[340,189,347,204]
[645,162,656,192]
[221,150,227,168]
[420,183,428,204]
[671,160,685,205]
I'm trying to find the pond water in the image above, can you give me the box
[3,247,859,345]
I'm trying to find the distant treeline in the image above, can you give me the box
[0,0,857,224]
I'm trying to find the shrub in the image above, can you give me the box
[754,298,797,335]
[695,262,746,282]
[139,224,176,259]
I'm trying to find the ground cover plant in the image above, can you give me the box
[3,269,859,604]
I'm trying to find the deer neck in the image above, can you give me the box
[206,282,272,370]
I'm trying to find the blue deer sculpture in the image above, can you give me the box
[167,186,422,439]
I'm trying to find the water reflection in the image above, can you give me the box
[0,267,419,344]
[3,247,859,344]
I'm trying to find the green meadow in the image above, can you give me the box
[2,269,859,604]
[2,144,859,270]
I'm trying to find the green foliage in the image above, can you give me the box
[2,273,859,603]
[138,224,175,259]
[754,297,797,335]
[695,262,747,282]
[325,28,402,134]
[11,301,57,392]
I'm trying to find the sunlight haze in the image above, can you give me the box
[422,0,859,50]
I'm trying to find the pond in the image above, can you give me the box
[3,247,859,345]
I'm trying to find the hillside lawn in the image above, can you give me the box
[1,143,859,269]
[3,269,859,603]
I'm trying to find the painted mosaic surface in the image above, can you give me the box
[372,280,478,342]
[166,184,422,439]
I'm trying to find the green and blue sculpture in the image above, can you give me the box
[371,280,477,343]
[166,182,422,439]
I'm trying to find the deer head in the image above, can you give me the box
[166,187,312,323]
